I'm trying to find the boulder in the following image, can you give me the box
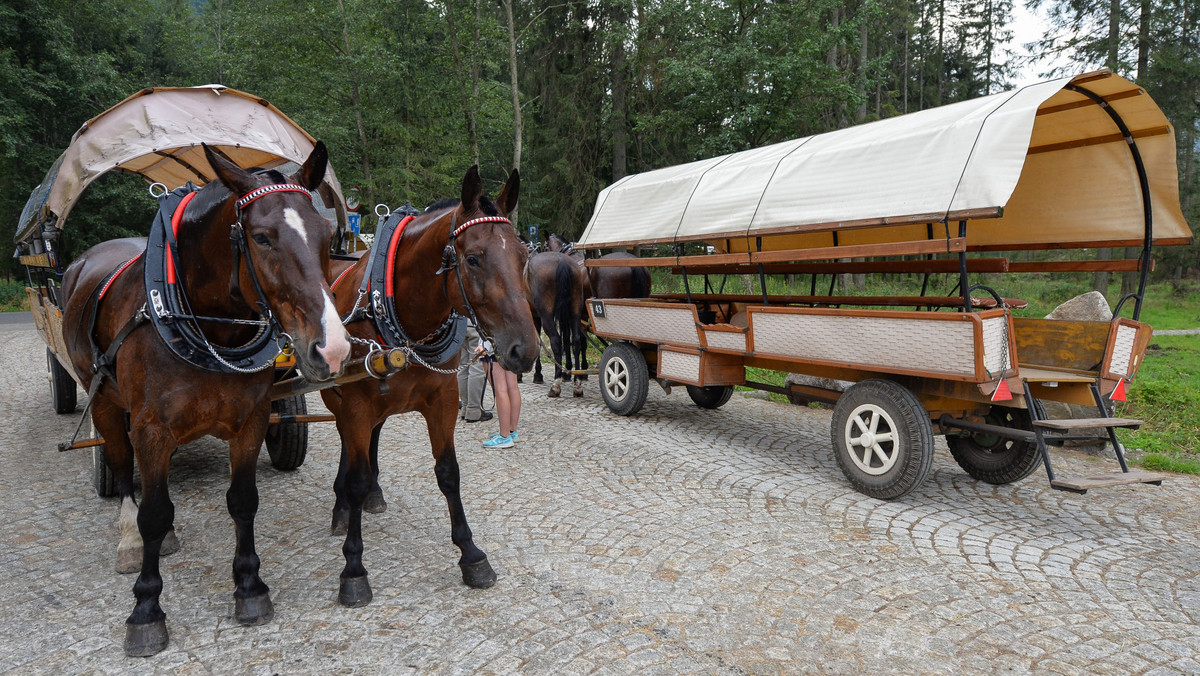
[1044,290,1113,322]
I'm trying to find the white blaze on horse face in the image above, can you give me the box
[317,289,351,372]
[283,208,309,246]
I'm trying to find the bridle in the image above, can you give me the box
[435,212,514,346]
[228,182,314,320]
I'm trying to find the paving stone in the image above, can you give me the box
[0,318,1198,673]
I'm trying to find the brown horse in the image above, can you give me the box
[546,231,651,301]
[523,249,588,396]
[60,144,350,657]
[321,166,537,604]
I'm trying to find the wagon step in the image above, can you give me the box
[1025,381,1158,495]
[1050,470,1164,493]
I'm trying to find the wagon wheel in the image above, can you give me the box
[47,348,77,414]
[686,384,734,409]
[90,414,117,497]
[599,342,649,416]
[831,379,933,499]
[947,400,1046,485]
[265,395,308,470]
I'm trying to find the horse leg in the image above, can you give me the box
[573,327,586,398]
[226,423,273,626]
[335,417,375,607]
[92,398,143,574]
[531,315,544,384]
[363,423,387,514]
[331,438,351,536]
[424,403,496,589]
[546,323,563,397]
[123,434,174,657]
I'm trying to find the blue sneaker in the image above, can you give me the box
[510,430,520,444]
[481,433,513,449]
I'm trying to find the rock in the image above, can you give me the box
[1045,290,1112,322]
[784,373,851,406]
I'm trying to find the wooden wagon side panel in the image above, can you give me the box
[588,300,701,347]
[746,307,1008,383]
[27,287,79,384]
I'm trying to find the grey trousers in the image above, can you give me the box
[457,325,486,420]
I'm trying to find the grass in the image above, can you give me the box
[0,280,30,312]
[1117,334,1200,471]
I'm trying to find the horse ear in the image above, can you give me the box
[496,168,520,215]
[290,141,328,191]
[461,165,482,212]
[203,144,256,196]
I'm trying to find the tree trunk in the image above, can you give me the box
[1121,0,1153,299]
[611,1,628,182]
[501,0,521,226]
[338,0,373,207]
[445,2,480,166]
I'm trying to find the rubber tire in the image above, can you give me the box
[48,348,77,414]
[947,400,1045,485]
[92,444,117,497]
[599,342,649,416]
[265,395,308,470]
[831,379,934,500]
[686,385,734,409]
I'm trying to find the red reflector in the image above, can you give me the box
[1110,378,1127,402]
[991,379,1012,401]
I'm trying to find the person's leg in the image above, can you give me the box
[458,327,482,420]
[506,369,521,433]
[490,362,512,437]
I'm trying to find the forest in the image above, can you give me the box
[1,0,1198,283]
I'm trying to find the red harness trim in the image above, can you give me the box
[165,191,199,285]
[331,263,357,294]
[383,215,416,298]
[98,253,144,301]
[235,183,313,210]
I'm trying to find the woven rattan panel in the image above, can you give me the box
[1109,324,1137,377]
[659,350,700,382]
[750,311,978,377]
[703,329,747,353]
[593,304,700,346]
[981,315,1013,374]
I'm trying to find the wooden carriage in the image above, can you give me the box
[14,85,352,493]
[577,70,1193,499]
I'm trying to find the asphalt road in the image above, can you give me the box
[1,313,1197,674]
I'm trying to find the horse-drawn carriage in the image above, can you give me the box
[578,70,1193,499]
[14,85,355,492]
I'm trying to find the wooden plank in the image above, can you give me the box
[1018,366,1097,383]
[1027,126,1169,156]
[649,292,993,308]
[673,257,1010,276]
[586,252,751,268]
[1035,86,1143,117]
[750,238,966,264]
[971,237,1192,252]
[1051,470,1163,493]
[1013,318,1110,373]
[1034,417,1143,430]
[1007,259,1153,273]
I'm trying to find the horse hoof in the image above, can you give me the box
[235,593,275,626]
[532,375,544,384]
[460,556,497,589]
[116,546,142,574]
[339,575,373,607]
[548,385,561,398]
[330,509,349,537]
[124,618,168,657]
[573,386,584,398]
[363,490,388,514]
[160,529,181,556]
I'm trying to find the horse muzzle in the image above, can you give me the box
[298,330,351,381]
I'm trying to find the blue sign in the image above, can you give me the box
[528,224,538,239]
[348,213,361,235]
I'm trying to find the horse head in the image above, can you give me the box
[443,165,538,374]
[204,143,351,381]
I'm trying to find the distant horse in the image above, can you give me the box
[321,166,537,601]
[546,231,650,301]
[524,249,588,397]
[60,144,350,656]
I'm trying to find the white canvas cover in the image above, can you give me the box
[15,85,346,244]
[579,71,1192,253]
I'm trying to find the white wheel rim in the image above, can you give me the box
[604,357,629,402]
[844,403,900,475]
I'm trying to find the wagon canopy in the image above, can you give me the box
[14,85,347,245]
[578,70,1192,256]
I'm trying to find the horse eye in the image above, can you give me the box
[252,233,271,248]
[466,255,481,267]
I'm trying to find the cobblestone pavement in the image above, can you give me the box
[1,317,1198,675]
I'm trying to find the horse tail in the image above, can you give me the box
[631,267,651,299]
[553,259,576,373]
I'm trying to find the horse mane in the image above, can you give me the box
[423,195,501,217]
[181,177,235,228]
